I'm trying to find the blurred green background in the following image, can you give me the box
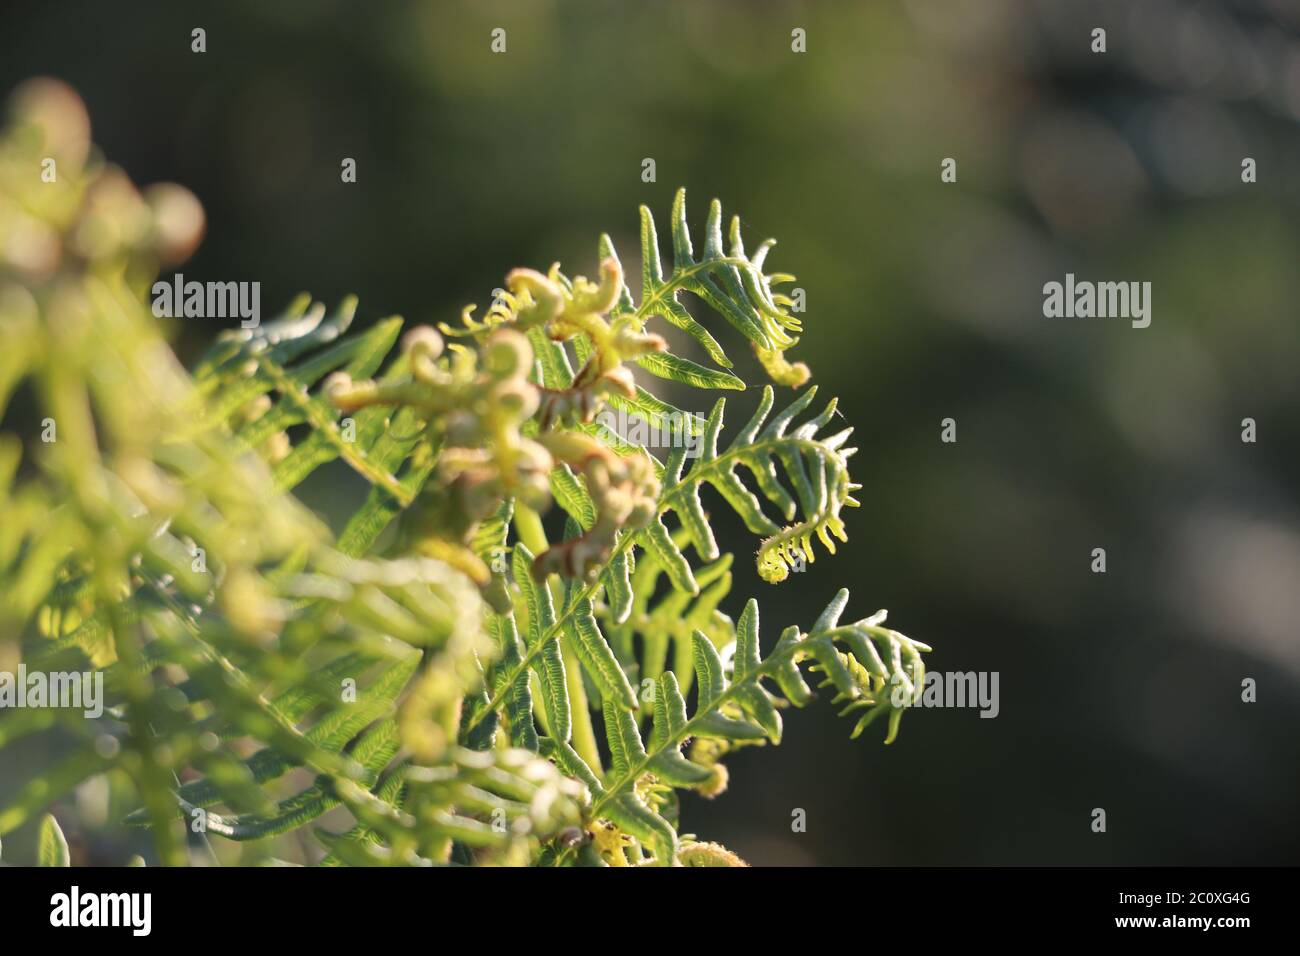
[2,0,1298,865]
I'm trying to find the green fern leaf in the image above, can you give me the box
[512,544,572,744]
[636,351,745,391]
[38,813,70,867]
[552,590,928,865]
[565,596,637,710]
[647,385,857,584]
[603,527,734,706]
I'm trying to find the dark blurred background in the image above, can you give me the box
[3,0,1298,865]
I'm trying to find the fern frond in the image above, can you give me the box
[1,80,925,867]
[544,590,928,865]
[630,188,809,388]
[678,840,749,867]
[97,551,490,860]
[318,747,587,866]
[650,384,857,585]
[438,188,808,395]
[462,384,862,763]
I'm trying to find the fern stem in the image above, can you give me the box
[590,665,772,820]
[513,503,605,775]
[466,533,636,734]
[560,637,603,778]
[568,645,815,867]
[660,434,838,511]
[512,502,550,556]
[632,256,750,325]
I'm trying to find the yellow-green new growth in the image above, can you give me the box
[0,80,927,868]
